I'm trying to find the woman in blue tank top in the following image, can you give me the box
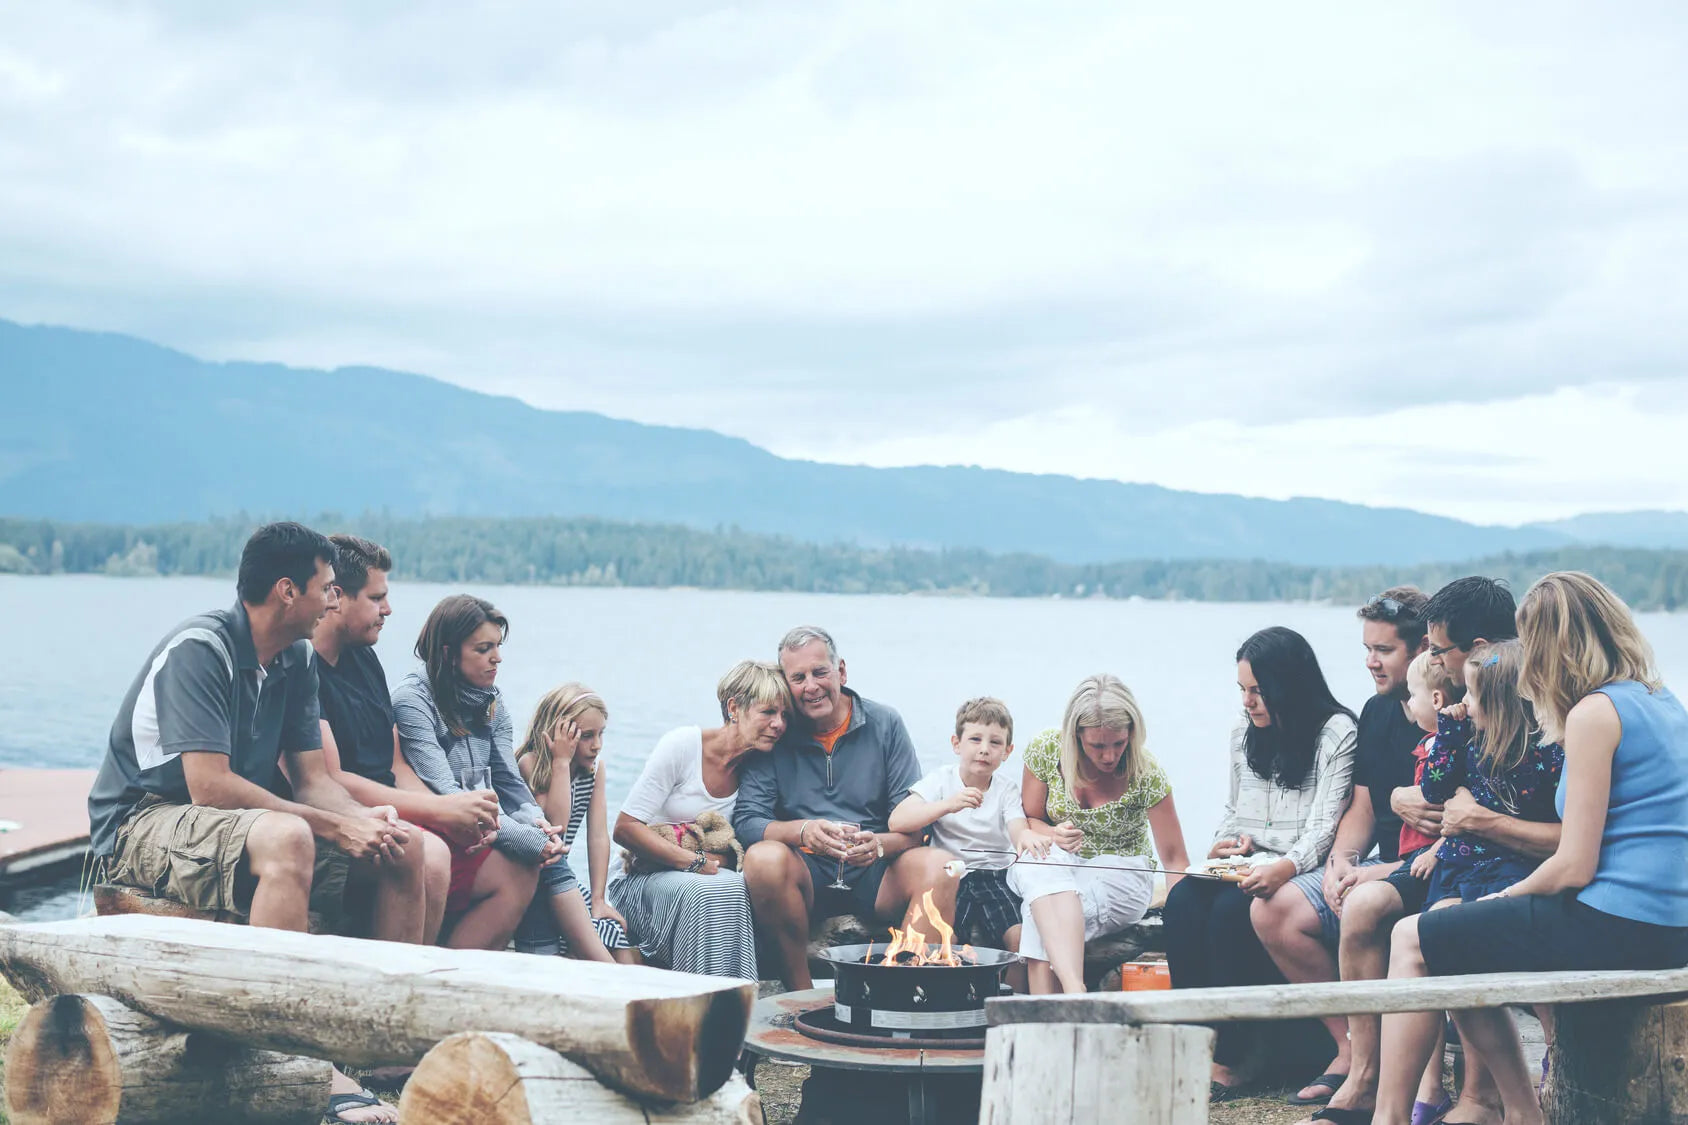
[1364,572,1688,1125]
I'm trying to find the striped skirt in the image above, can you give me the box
[608,869,758,980]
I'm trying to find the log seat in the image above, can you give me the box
[93,881,332,934]
[0,913,755,1103]
[984,967,1688,1124]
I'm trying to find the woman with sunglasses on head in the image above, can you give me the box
[1163,626,1358,1102]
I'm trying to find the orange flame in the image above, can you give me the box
[863,892,972,966]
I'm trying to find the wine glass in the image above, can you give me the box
[829,822,860,891]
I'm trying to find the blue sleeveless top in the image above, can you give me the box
[1556,681,1688,926]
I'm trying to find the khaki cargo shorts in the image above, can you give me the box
[110,797,350,922]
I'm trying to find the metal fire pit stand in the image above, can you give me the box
[743,987,984,1125]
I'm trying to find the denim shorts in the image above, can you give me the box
[1290,857,1392,947]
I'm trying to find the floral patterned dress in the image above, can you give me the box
[1022,729,1172,862]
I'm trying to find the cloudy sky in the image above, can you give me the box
[2,2,1684,526]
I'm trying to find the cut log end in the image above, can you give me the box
[3,993,330,1125]
[625,984,755,1100]
[402,1031,764,1125]
[400,1033,544,1125]
[3,994,123,1124]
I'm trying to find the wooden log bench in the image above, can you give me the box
[0,914,762,1124]
[981,968,1688,1124]
[92,881,332,934]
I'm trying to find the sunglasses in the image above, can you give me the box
[1366,594,1417,621]
[1429,640,1465,658]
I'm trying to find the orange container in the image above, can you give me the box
[1119,961,1171,990]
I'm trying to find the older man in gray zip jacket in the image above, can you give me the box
[734,625,959,990]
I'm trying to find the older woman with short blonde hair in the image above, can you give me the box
[607,660,793,979]
[1011,674,1192,994]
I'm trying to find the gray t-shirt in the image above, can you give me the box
[87,602,322,856]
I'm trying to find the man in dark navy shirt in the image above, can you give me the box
[312,535,507,948]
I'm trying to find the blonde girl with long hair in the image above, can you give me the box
[1010,673,1191,995]
[1369,573,1688,1125]
[513,683,635,963]
[1416,640,1564,906]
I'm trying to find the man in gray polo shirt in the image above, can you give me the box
[87,522,420,1125]
[735,626,958,990]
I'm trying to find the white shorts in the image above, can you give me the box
[1005,847,1155,963]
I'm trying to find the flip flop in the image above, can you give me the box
[1311,1108,1373,1124]
[327,1087,395,1124]
[1288,1072,1349,1105]
[1209,1080,1246,1103]
[1411,1093,1452,1125]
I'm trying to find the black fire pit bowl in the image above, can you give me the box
[815,943,1019,1039]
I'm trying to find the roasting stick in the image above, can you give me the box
[949,849,1236,881]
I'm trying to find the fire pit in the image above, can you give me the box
[810,890,1018,1042]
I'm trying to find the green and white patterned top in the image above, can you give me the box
[1022,728,1172,861]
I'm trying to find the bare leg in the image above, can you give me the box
[549,887,616,963]
[1417,898,1499,1123]
[1373,916,1448,1125]
[874,846,960,927]
[1415,1024,1448,1105]
[243,815,395,1123]
[1027,960,1056,994]
[1002,924,1028,993]
[447,852,539,951]
[242,812,315,931]
[1253,888,1349,1100]
[1307,879,1405,1120]
[743,841,816,990]
[1449,1007,1541,1125]
[366,827,428,945]
[1028,891,1087,994]
[420,831,450,945]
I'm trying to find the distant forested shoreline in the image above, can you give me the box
[3,514,1686,611]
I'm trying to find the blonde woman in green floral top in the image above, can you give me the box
[1009,674,1191,994]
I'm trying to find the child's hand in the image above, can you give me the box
[1439,701,1469,722]
[1410,847,1439,880]
[947,788,985,814]
[544,719,582,764]
[1017,834,1053,860]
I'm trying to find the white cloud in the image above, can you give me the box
[1,1,1685,524]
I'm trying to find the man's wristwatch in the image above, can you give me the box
[685,852,707,873]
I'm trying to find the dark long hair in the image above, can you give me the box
[415,594,509,738]
[1236,626,1354,789]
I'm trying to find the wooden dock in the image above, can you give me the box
[0,768,95,885]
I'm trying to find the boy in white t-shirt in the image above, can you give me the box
[889,697,1026,951]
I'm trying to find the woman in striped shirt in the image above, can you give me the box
[1163,625,1358,1100]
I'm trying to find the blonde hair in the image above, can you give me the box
[1518,571,1660,742]
[1408,648,1459,704]
[1059,674,1147,793]
[716,660,793,722]
[956,697,1014,742]
[1465,641,1534,777]
[517,683,608,795]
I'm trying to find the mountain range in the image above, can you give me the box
[3,318,1682,566]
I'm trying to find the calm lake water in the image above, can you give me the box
[8,575,1688,919]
